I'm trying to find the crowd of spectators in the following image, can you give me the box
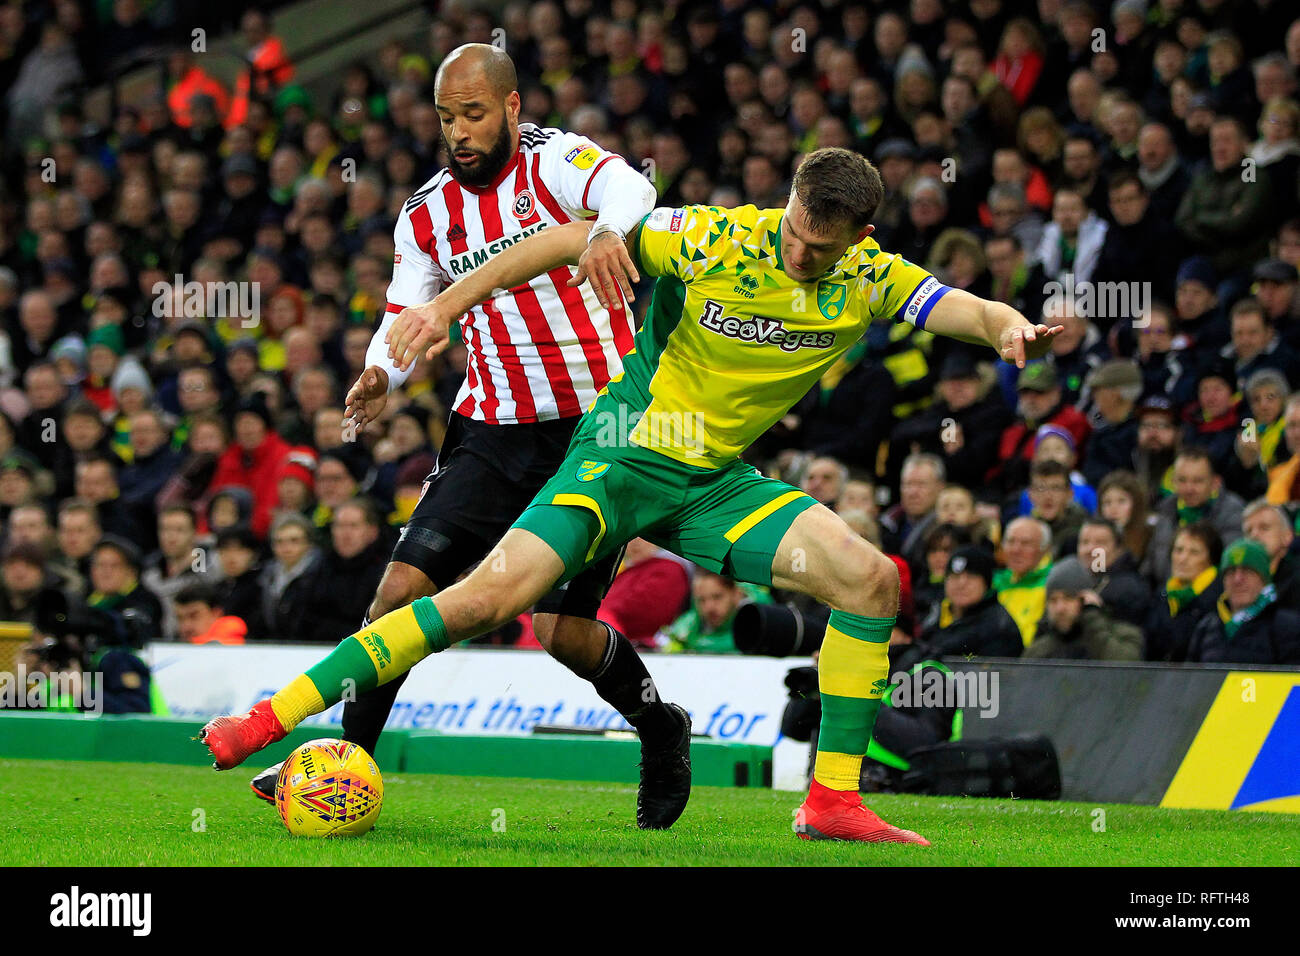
[3,0,1300,699]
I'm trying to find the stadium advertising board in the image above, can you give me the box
[147,643,805,748]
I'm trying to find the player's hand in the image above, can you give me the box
[386,299,454,371]
[344,366,389,430]
[999,323,1063,368]
[569,229,638,310]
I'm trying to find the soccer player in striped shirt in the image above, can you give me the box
[245,44,693,830]
[208,148,1061,843]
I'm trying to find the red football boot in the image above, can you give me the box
[795,779,930,845]
[199,699,288,771]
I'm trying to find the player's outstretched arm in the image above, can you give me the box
[386,220,593,370]
[921,287,1063,368]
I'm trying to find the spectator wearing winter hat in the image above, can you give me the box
[1252,259,1300,344]
[1025,556,1143,660]
[207,393,290,539]
[1180,358,1242,477]
[275,446,318,520]
[154,323,219,415]
[887,352,1013,494]
[988,361,1090,495]
[225,338,262,400]
[1171,256,1229,358]
[1130,394,1180,502]
[81,325,125,414]
[1188,537,1300,664]
[88,535,163,644]
[912,522,974,627]
[206,485,255,538]
[49,334,87,389]
[904,545,1022,669]
[108,358,154,461]
[1081,360,1143,486]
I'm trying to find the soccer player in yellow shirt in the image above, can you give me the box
[203,148,1060,844]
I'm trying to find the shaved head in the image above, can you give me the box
[434,43,521,187]
[435,43,517,99]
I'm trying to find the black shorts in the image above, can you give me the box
[389,413,620,620]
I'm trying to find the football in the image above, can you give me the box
[275,739,384,837]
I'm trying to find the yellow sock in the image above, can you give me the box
[268,599,450,733]
[271,675,325,732]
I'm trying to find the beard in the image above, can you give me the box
[445,118,515,187]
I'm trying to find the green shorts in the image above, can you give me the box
[512,425,817,588]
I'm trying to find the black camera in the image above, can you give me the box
[733,602,828,657]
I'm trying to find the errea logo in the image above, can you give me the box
[733,273,759,298]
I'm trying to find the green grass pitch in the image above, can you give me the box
[3,758,1296,866]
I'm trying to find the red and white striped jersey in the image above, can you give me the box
[383,123,637,424]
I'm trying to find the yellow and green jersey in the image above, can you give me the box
[604,204,952,468]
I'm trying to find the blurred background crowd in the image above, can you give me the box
[2,0,1300,712]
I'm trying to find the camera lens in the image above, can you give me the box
[733,602,827,657]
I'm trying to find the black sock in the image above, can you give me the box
[589,623,680,747]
